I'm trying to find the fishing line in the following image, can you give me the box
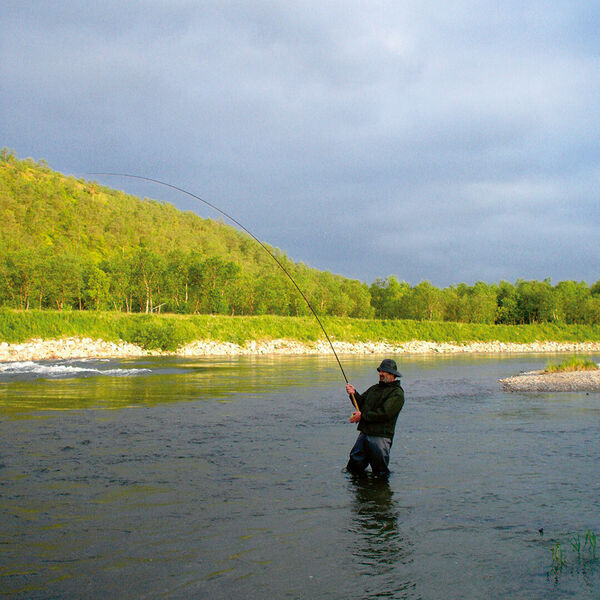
[89,173,355,394]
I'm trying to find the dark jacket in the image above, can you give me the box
[353,380,405,440]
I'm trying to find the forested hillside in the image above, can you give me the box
[0,151,372,316]
[1,150,599,325]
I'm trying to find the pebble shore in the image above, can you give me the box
[2,337,600,362]
[499,369,600,392]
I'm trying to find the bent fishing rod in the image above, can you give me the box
[89,172,359,411]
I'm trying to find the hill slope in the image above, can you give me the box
[0,151,372,316]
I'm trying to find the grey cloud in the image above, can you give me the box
[1,1,599,286]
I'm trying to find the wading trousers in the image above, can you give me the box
[347,432,392,475]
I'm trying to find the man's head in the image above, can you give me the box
[377,359,401,383]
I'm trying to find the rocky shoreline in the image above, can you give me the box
[1,337,600,362]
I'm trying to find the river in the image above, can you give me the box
[1,354,599,599]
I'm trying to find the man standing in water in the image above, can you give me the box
[345,359,405,476]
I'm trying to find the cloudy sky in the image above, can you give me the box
[2,1,599,286]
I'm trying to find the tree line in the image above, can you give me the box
[369,277,600,325]
[0,247,372,317]
[2,249,599,325]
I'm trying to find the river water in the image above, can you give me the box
[1,354,599,599]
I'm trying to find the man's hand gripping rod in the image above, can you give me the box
[347,387,359,412]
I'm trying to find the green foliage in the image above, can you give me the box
[369,275,600,326]
[118,315,195,351]
[545,356,599,373]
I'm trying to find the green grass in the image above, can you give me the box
[550,529,598,577]
[545,356,599,373]
[1,308,599,351]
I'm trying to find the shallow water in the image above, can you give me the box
[1,354,599,599]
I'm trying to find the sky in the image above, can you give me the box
[1,1,599,287]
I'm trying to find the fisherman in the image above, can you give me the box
[345,359,405,476]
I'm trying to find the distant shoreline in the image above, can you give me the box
[2,337,600,362]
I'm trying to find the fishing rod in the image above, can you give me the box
[89,172,359,411]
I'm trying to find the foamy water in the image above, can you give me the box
[0,359,151,380]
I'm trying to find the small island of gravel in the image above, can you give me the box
[499,370,600,392]
[500,357,600,392]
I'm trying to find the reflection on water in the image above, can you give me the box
[0,355,350,414]
[0,355,345,414]
[1,354,599,599]
[347,473,416,599]
[349,474,406,569]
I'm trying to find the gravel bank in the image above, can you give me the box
[499,369,600,392]
[1,337,600,362]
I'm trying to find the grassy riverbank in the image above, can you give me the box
[1,309,599,351]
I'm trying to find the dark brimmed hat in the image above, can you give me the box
[377,359,401,378]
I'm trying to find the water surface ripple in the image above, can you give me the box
[1,354,599,598]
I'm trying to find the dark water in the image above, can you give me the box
[1,354,599,599]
